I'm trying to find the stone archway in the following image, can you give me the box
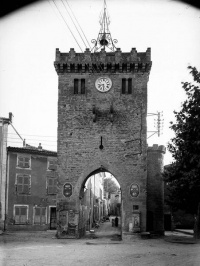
[78,168,122,237]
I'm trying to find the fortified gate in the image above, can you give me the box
[54,3,165,239]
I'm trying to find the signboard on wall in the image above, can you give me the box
[130,183,139,197]
[63,183,73,197]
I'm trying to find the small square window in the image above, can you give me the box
[17,156,30,168]
[133,205,139,210]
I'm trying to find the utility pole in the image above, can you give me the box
[147,111,164,139]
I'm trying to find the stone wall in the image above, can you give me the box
[55,48,152,238]
[147,144,166,234]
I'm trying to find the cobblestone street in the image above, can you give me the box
[0,220,200,266]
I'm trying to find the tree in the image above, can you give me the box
[163,66,200,237]
[104,177,119,194]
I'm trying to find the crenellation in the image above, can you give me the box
[54,48,152,74]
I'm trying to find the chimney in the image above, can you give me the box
[38,143,42,150]
[23,139,26,147]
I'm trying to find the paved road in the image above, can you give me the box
[0,222,200,266]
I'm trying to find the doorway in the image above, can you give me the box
[50,207,57,230]
[80,171,122,239]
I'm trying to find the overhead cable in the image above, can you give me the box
[52,0,83,52]
[65,0,91,49]
[61,0,88,49]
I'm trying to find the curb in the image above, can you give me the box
[174,229,193,236]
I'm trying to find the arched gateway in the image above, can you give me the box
[54,3,165,239]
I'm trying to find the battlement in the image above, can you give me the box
[148,144,166,154]
[54,47,152,75]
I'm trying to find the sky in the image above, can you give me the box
[0,0,200,166]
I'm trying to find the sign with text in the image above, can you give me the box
[63,183,73,198]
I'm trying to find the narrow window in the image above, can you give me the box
[74,79,78,94]
[47,177,57,195]
[122,63,127,72]
[81,79,85,94]
[16,174,30,194]
[14,205,28,224]
[122,78,126,94]
[115,64,119,72]
[48,159,57,171]
[70,64,75,72]
[34,207,46,225]
[128,78,132,94]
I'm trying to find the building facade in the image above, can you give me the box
[0,114,11,231]
[54,34,166,237]
[5,145,57,231]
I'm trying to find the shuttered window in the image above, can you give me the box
[34,207,46,225]
[47,178,57,195]
[48,159,57,171]
[18,156,30,168]
[15,205,28,224]
[16,175,31,194]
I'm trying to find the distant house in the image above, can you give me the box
[109,191,121,216]
[5,144,57,231]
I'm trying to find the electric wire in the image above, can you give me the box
[50,1,103,74]
[52,0,83,52]
[65,0,91,49]
[61,0,88,49]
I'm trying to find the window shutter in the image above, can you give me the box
[48,160,57,170]
[24,158,30,168]
[41,208,46,224]
[48,178,57,194]
[34,207,40,224]
[18,157,24,168]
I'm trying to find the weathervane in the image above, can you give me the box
[91,0,118,52]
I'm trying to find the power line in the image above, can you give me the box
[7,137,57,143]
[65,0,91,49]
[52,0,83,52]
[50,1,101,74]
[61,0,88,49]
[8,133,56,138]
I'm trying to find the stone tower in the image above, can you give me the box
[54,3,159,239]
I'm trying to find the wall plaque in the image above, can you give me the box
[130,183,139,197]
[63,183,73,198]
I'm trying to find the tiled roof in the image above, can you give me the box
[7,146,57,156]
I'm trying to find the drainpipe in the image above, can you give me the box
[4,150,9,231]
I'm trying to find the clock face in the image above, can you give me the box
[95,77,112,92]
